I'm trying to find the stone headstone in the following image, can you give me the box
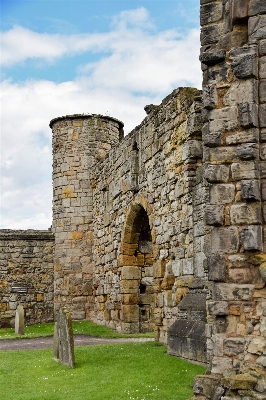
[15,305,24,335]
[56,307,75,368]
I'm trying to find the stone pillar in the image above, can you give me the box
[192,0,266,398]
[50,114,123,320]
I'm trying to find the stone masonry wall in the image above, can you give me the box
[0,230,54,327]
[192,0,266,398]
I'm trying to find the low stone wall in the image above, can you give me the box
[0,230,54,327]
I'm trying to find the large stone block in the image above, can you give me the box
[209,147,238,163]
[231,0,249,24]
[240,225,262,250]
[211,227,239,254]
[121,305,139,323]
[200,3,223,25]
[182,140,203,161]
[214,283,255,301]
[260,79,266,103]
[260,40,266,56]
[205,205,224,226]
[210,184,235,204]
[260,56,266,79]
[232,53,258,79]
[249,0,266,16]
[200,48,226,66]
[238,103,259,128]
[201,23,224,46]
[208,255,226,282]
[230,203,261,225]
[209,107,238,134]
[260,104,266,127]
[193,375,222,399]
[208,301,229,316]
[249,15,266,43]
[205,165,229,183]
[203,84,218,110]
[153,260,166,278]
[231,161,259,180]
[241,180,260,201]
[121,266,141,280]
[236,143,259,160]
[225,128,259,144]
[120,279,139,294]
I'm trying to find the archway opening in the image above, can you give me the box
[119,204,154,333]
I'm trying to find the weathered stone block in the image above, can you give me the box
[211,227,239,254]
[193,375,222,399]
[241,180,260,201]
[153,260,166,278]
[240,225,262,250]
[230,203,261,225]
[208,301,229,316]
[214,283,254,301]
[201,23,224,46]
[205,205,224,226]
[260,40,266,56]
[200,3,223,26]
[208,255,226,282]
[231,0,249,24]
[209,107,238,134]
[231,161,259,180]
[121,305,139,323]
[211,356,233,375]
[200,48,226,66]
[260,104,266,127]
[210,184,235,204]
[236,143,259,160]
[260,79,266,103]
[182,140,202,161]
[221,374,257,390]
[249,0,266,16]
[120,279,139,294]
[121,266,141,280]
[249,15,266,43]
[205,165,229,183]
[161,274,175,290]
[186,113,203,137]
[121,294,138,305]
[260,56,266,80]
[225,128,259,144]
[203,84,218,110]
[209,147,238,163]
[232,54,258,79]
[239,103,259,128]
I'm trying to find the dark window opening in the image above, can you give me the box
[139,283,146,294]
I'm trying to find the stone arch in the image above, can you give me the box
[118,195,155,334]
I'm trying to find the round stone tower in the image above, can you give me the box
[50,114,124,320]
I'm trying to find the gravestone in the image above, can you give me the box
[54,307,75,368]
[15,305,24,335]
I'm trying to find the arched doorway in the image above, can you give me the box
[118,203,154,333]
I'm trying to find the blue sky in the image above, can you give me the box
[1,0,201,229]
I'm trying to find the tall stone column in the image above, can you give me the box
[193,0,266,398]
[50,114,123,320]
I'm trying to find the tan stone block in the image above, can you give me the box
[229,304,241,315]
[175,276,194,287]
[0,303,8,311]
[161,274,175,290]
[118,254,144,267]
[153,260,166,278]
[120,279,139,294]
[99,303,105,311]
[121,305,139,323]
[175,288,188,303]
[144,254,153,265]
[121,294,138,305]
[138,294,154,305]
[71,231,83,240]
[120,242,138,256]
[121,266,141,280]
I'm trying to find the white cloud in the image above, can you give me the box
[0,7,202,229]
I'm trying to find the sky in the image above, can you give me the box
[0,0,202,230]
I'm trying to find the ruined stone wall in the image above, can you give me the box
[92,88,205,346]
[0,230,54,327]
[192,0,266,398]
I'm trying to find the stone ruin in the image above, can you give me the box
[0,0,266,398]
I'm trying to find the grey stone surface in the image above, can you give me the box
[236,143,259,160]
[208,255,226,282]
[205,205,224,226]
[240,225,262,251]
[205,165,229,183]
[238,103,259,128]
[241,180,260,201]
[56,307,75,368]
[15,305,24,335]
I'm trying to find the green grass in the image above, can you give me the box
[0,342,205,400]
[0,320,154,340]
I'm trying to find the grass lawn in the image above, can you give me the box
[0,341,205,400]
[0,320,154,340]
